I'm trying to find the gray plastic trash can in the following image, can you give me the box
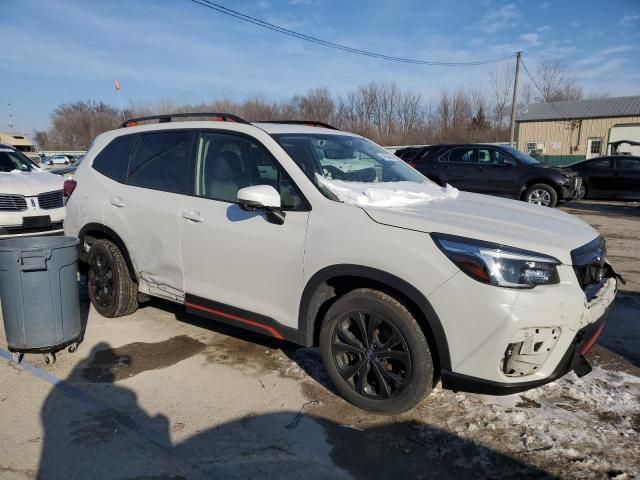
[0,236,83,364]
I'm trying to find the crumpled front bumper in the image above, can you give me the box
[441,276,617,396]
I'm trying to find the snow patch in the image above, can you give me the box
[316,174,458,207]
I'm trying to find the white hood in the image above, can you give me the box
[362,191,599,264]
[0,170,64,197]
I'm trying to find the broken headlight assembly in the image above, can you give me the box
[432,234,560,289]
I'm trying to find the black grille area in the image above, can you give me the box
[571,237,606,290]
[0,194,27,211]
[37,190,64,209]
[0,221,63,236]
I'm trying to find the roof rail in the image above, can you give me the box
[119,112,250,128]
[258,120,339,130]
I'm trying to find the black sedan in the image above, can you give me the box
[565,155,640,200]
[396,144,581,208]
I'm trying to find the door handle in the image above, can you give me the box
[110,197,126,208]
[182,211,204,223]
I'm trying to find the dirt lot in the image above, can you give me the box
[0,200,638,480]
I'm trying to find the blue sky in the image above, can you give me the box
[2,0,639,132]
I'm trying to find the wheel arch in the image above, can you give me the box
[78,223,137,282]
[298,264,451,373]
[520,178,560,199]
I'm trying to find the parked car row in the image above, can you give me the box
[61,113,618,413]
[395,144,582,208]
[396,144,640,205]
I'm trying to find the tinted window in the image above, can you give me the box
[196,133,305,210]
[128,131,193,194]
[93,134,136,182]
[587,158,613,169]
[446,148,476,163]
[477,148,512,165]
[616,157,640,170]
[0,147,33,172]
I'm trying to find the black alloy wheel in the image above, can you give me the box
[331,310,411,399]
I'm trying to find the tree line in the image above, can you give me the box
[35,59,597,150]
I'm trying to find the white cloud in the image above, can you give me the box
[539,1,550,8]
[481,3,520,33]
[620,14,640,26]
[536,25,550,32]
[570,21,581,28]
[519,32,541,46]
[576,58,628,79]
[290,0,313,4]
[598,45,634,55]
[257,0,270,8]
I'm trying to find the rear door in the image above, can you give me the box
[614,157,640,198]
[101,130,194,301]
[437,147,479,191]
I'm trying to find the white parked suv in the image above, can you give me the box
[64,113,620,413]
[0,143,66,237]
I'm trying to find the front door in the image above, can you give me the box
[615,156,640,198]
[586,138,603,159]
[475,147,515,195]
[180,131,310,337]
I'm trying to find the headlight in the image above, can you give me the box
[432,234,560,288]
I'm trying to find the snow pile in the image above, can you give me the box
[316,174,458,207]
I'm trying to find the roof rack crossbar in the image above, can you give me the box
[119,112,250,128]
[258,120,339,130]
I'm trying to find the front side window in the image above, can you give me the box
[93,134,136,182]
[477,148,512,165]
[587,158,612,169]
[617,157,640,170]
[195,132,306,209]
[128,131,193,194]
[0,147,33,172]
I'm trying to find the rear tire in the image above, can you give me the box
[87,239,138,318]
[524,183,558,208]
[319,288,433,414]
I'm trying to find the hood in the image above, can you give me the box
[362,192,598,264]
[536,163,576,177]
[0,170,64,196]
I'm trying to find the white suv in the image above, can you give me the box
[64,113,619,413]
[0,144,66,237]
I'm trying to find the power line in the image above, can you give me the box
[188,0,514,66]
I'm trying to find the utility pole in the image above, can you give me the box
[509,51,521,148]
[7,103,14,130]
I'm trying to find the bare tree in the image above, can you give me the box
[489,62,514,131]
[534,59,583,102]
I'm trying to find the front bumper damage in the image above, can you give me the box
[440,275,617,396]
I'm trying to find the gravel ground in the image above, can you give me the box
[0,200,638,480]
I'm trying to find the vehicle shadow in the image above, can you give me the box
[563,200,640,218]
[595,291,640,368]
[36,342,558,479]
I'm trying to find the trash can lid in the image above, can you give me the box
[0,236,79,252]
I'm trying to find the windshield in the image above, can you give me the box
[503,146,539,165]
[272,133,430,199]
[0,147,34,172]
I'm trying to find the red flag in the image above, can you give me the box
[114,80,121,91]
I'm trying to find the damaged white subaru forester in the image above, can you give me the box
[64,113,621,413]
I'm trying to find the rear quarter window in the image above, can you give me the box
[92,134,137,183]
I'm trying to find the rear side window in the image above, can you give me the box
[588,158,613,169]
[128,131,193,194]
[92,134,136,182]
[446,148,476,163]
[616,157,640,170]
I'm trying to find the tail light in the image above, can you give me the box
[63,179,77,198]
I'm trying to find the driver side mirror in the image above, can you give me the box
[237,185,286,225]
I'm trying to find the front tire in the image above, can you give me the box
[524,183,558,207]
[87,239,138,318]
[319,289,434,414]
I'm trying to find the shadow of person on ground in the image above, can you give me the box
[36,340,559,479]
